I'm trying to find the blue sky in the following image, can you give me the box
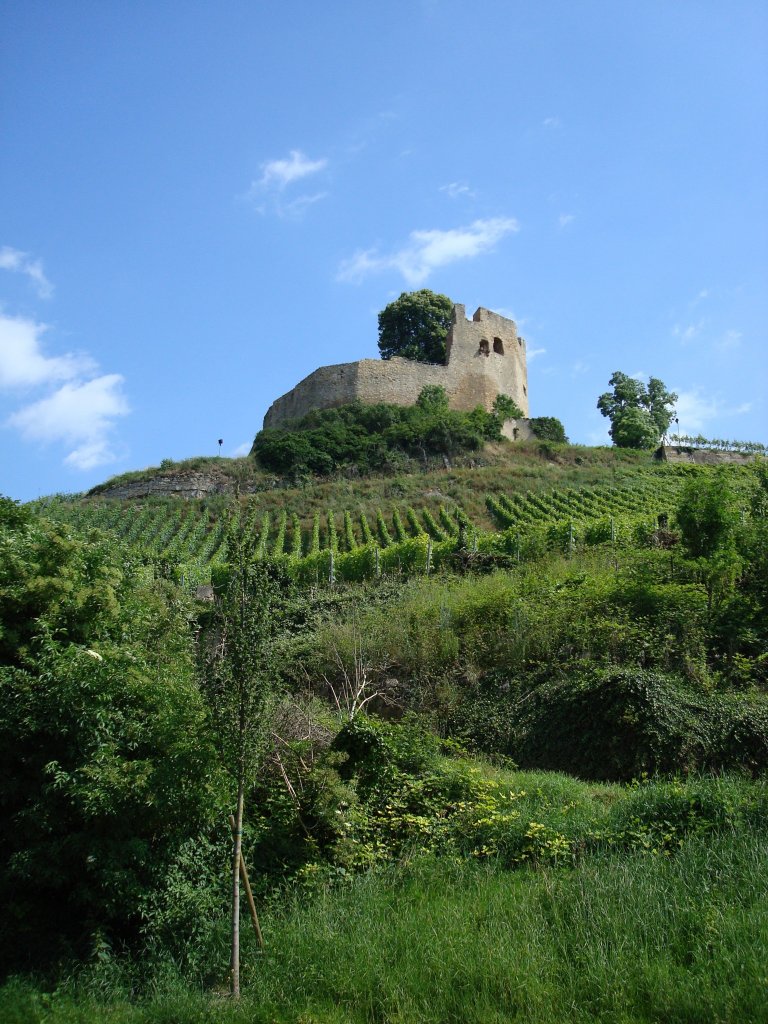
[1,0,766,502]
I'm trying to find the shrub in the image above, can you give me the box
[529,416,569,443]
[509,668,768,781]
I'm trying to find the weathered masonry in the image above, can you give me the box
[262,304,529,430]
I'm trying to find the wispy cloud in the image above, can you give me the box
[338,217,519,286]
[1,312,128,469]
[673,388,751,433]
[672,320,705,344]
[248,149,329,218]
[440,181,477,200]
[256,150,327,190]
[558,213,575,228]
[527,346,546,361]
[280,191,329,219]
[542,116,561,129]
[714,329,742,352]
[0,246,53,299]
[231,441,252,457]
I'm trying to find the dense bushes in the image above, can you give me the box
[251,389,514,476]
[0,500,220,969]
[529,416,569,443]
[508,668,768,781]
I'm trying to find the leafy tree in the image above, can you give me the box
[416,384,450,413]
[677,471,739,560]
[529,416,569,443]
[597,372,677,449]
[676,471,743,615]
[377,290,453,364]
[492,394,524,421]
[0,500,217,968]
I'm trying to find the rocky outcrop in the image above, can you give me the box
[91,472,236,501]
[658,446,757,466]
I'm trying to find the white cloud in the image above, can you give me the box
[0,246,53,299]
[7,374,129,469]
[281,191,329,218]
[672,388,751,434]
[338,217,519,286]
[248,149,329,218]
[672,320,704,344]
[1,311,128,469]
[527,346,546,361]
[714,329,742,352]
[542,117,561,129]
[255,150,328,190]
[0,313,94,388]
[558,213,575,228]
[440,181,477,200]
[231,441,252,457]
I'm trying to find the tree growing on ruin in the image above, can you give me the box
[597,372,677,449]
[377,290,454,364]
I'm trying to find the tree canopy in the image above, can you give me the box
[377,290,454,364]
[597,372,677,449]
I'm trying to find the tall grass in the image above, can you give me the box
[3,830,765,1023]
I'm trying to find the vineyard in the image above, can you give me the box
[30,462,753,587]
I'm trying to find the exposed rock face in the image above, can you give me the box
[262,304,529,431]
[93,472,236,501]
[659,446,756,466]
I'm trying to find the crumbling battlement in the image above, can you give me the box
[262,303,529,431]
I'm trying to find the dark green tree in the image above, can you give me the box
[377,289,454,363]
[416,384,450,413]
[597,371,677,449]
[528,416,569,443]
[0,499,217,968]
[676,471,742,613]
[492,393,524,421]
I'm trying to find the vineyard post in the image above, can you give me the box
[426,539,432,575]
[568,521,574,555]
[610,517,615,543]
[329,549,335,586]
[375,546,380,577]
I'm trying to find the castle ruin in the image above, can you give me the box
[262,304,530,435]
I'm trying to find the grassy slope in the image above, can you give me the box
[11,449,765,1021]
[3,797,766,1022]
[81,443,655,528]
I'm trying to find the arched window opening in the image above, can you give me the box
[479,338,490,356]
[493,337,504,355]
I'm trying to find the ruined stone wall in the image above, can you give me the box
[262,304,529,429]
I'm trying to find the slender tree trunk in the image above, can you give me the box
[230,777,245,998]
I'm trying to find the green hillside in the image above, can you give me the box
[30,445,752,588]
[5,446,767,1020]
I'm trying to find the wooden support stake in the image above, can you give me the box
[229,814,265,950]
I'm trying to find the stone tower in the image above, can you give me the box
[442,304,528,416]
